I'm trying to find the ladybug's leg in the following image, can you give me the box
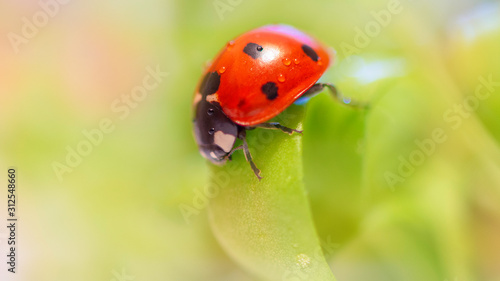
[237,129,262,180]
[250,123,302,135]
[302,83,368,108]
[227,145,242,160]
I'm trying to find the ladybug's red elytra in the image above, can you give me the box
[193,24,355,180]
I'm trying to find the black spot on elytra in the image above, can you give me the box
[261,82,278,100]
[243,42,264,59]
[301,44,319,62]
[199,71,220,97]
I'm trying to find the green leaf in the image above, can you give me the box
[208,105,336,281]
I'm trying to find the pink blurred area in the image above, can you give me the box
[0,0,167,118]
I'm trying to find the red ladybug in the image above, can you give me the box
[193,24,350,180]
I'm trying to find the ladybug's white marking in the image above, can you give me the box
[206,93,219,103]
[193,92,202,105]
[214,130,236,153]
[210,151,217,159]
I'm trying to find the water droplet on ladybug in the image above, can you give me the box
[318,59,323,66]
[226,40,235,49]
[282,58,291,66]
[218,66,226,74]
[278,74,286,82]
[294,58,300,65]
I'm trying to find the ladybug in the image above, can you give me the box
[193,24,351,180]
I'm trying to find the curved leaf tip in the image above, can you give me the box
[208,105,336,281]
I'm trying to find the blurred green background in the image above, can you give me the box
[1,0,500,280]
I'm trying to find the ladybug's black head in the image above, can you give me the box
[193,100,238,164]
